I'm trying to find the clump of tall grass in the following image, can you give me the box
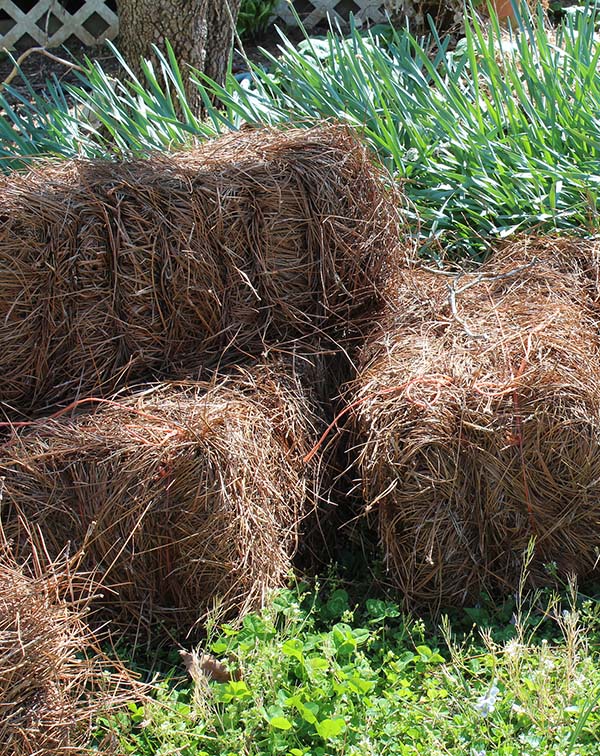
[3,3,600,255]
[205,1,600,256]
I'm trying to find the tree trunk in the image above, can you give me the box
[204,0,242,87]
[117,0,241,115]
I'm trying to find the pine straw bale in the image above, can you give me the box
[0,125,400,416]
[492,234,600,307]
[0,537,130,755]
[347,248,600,609]
[0,363,323,637]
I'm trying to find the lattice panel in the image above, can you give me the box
[0,1,387,50]
[273,0,387,28]
[0,0,118,48]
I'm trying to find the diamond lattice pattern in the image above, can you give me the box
[0,0,118,47]
[0,1,386,50]
[273,0,386,27]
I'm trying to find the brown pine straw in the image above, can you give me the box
[0,361,324,639]
[0,530,136,755]
[345,239,600,610]
[0,124,402,417]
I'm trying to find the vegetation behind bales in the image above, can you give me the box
[3,4,600,255]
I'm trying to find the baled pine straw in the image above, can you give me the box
[0,534,132,755]
[492,234,600,307]
[347,245,600,609]
[0,125,400,416]
[0,362,323,638]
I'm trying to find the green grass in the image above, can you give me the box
[94,573,600,756]
[4,3,600,256]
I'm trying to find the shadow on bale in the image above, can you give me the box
[0,125,401,417]
[346,244,600,610]
[0,535,133,755]
[0,362,324,641]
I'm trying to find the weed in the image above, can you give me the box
[96,571,600,756]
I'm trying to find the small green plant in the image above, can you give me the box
[96,572,600,756]
[238,0,279,40]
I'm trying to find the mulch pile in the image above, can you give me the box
[0,536,131,755]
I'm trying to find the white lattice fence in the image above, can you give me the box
[0,0,389,50]
[273,0,387,27]
[0,0,117,48]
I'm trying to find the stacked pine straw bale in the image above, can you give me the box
[347,239,600,609]
[0,362,324,637]
[0,125,400,417]
[0,536,130,755]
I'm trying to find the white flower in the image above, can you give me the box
[474,683,500,717]
[504,639,522,658]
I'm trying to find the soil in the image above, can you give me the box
[0,42,118,99]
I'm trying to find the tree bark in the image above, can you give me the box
[204,0,242,87]
[117,0,241,115]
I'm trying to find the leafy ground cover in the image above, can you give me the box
[95,566,600,756]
